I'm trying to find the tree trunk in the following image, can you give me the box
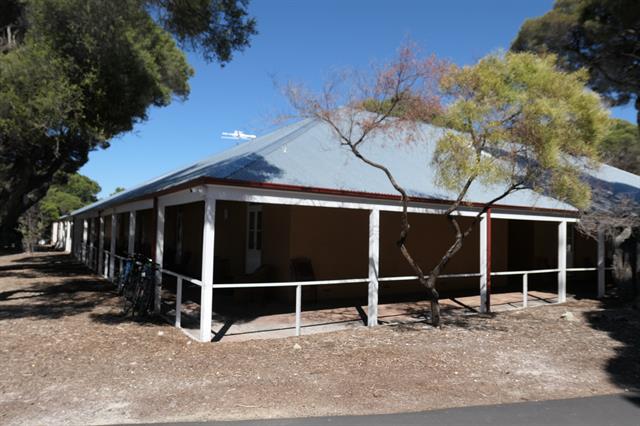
[0,153,67,247]
[612,227,634,299]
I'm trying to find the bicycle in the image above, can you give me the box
[121,254,159,318]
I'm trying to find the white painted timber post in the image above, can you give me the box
[88,219,94,268]
[522,273,528,308]
[73,219,79,258]
[479,213,488,313]
[597,227,606,298]
[368,209,380,327]
[64,221,72,253]
[52,222,59,245]
[175,277,183,328]
[82,219,88,264]
[98,216,105,275]
[154,202,165,314]
[558,221,567,303]
[128,211,136,255]
[58,221,63,247]
[295,284,302,336]
[109,214,116,281]
[200,193,216,342]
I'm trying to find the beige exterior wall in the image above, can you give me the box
[287,206,369,302]
[104,216,111,249]
[378,213,509,296]
[134,208,154,258]
[159,198,586,305]
[261,203,291,281]
[115,212,129,256]
[164,201,204,278]
[215,201,247,280]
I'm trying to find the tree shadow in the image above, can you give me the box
[583,298,640,395]
[0,253,161,326]
[0,277,115,321]
[0,253,90,278]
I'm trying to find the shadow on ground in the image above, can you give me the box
[583,298,640,396]
[0,253,160,326]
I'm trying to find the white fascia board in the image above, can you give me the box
[158,187,205,207]
[207,184,577,222]
[70,182,577,222]
[111,199,154,214]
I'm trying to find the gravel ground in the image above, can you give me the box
[1,251,639,425]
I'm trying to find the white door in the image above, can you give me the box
[246,205,263,273]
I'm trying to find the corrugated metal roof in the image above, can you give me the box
[71,118,640,216]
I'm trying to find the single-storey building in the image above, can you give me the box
[54,118,637,342]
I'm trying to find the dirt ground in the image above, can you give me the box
[1,252,640,425]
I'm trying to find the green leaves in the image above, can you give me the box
[40,173,101,222]
[512,0,640,124]
[601,118,640,175]
[154,0,257,64]
[0,0,256,241]
[435,52,608,210]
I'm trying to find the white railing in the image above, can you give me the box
[113,253,126,277]
[89,259,605,339]
[212,277,371,336]
[97,249,131,282]
[161,269,203,329]
[209,272,491,337]
[378,272,482,282]
[490,267,601,308]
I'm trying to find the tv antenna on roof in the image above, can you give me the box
[221,130,257,141]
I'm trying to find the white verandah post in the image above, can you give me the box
[64,221,72,253]
[479,213,488,313]
[57,221,63,247]
[81,219,88,264]
[109,214,117,281]
[89,219,95,269]
[52,222,59,246]
[73,218,80,258]
[368,208,380,327]
[98,216,105,275]
[154,202,165,314]
[200,193,216,342]
[558,220,567,303]
[128,211,136,255]
[597,227,606,298]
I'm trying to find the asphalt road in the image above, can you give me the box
[147,393,640,426]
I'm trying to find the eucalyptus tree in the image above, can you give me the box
[0,0,256,244]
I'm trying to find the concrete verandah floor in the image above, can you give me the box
[162,290,560,342]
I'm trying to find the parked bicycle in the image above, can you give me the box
[119,254,159,318]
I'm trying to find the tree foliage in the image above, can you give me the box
[0,0,256,243]
[601,118,640,175]
[285,47,608,325]
[110,187,126,196]
[19,173,100,251]
[511,0,640,126]
[41,174,101,221]
[436,52,608,211]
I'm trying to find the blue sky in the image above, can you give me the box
[80,0,637,198]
